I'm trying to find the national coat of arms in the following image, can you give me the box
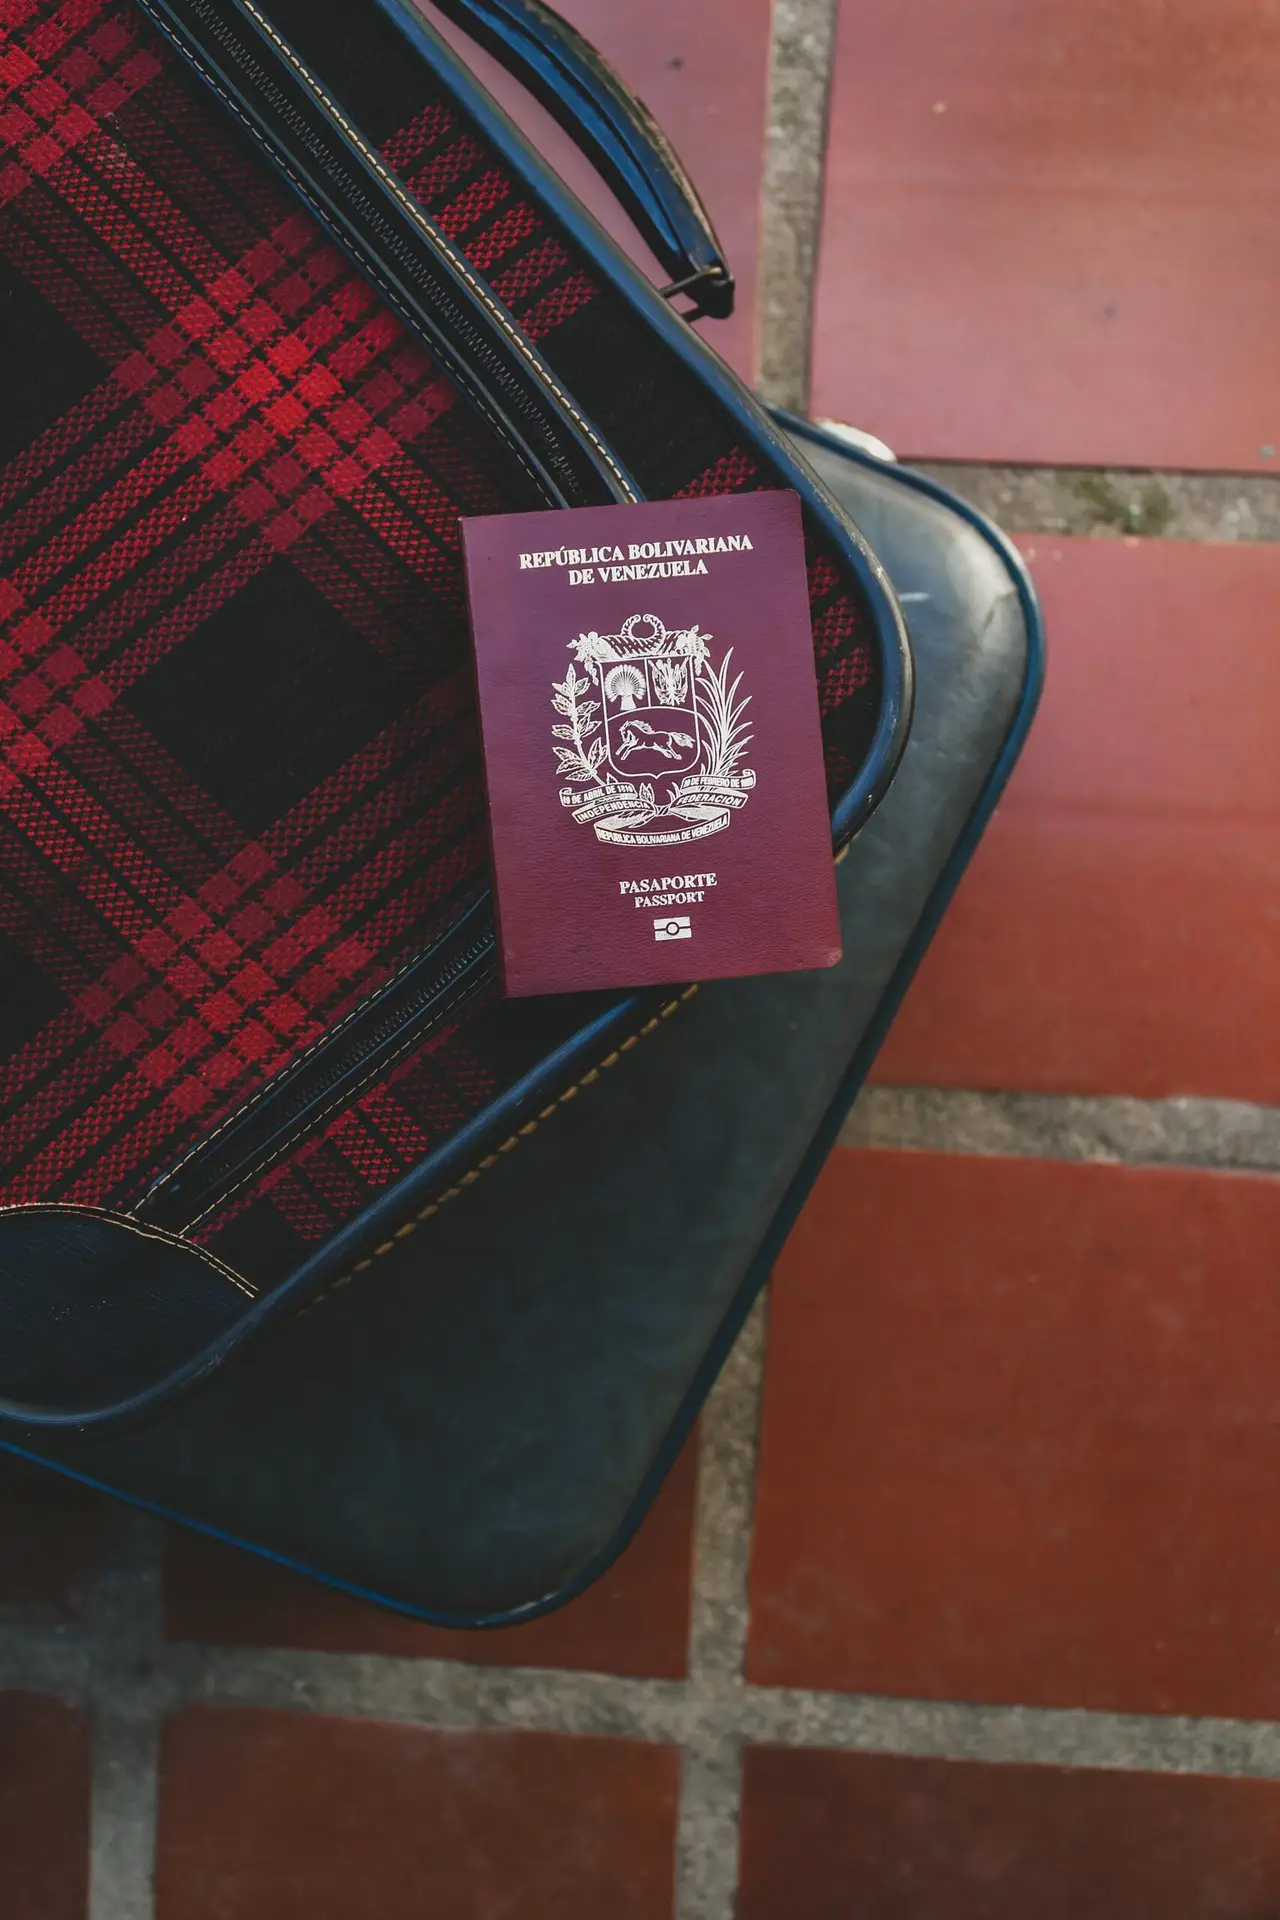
[551,612,756,847]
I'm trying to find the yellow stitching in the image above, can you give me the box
[295,984,698,1318]
[237,0,639,501]
[0,1203,258,1299]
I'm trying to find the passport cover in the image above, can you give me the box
[461,490,841,997]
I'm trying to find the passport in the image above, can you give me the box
[460,489,842,997]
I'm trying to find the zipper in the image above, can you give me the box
[122,0,644,1231]
[134,0,640,509]
[136,904,498,1234]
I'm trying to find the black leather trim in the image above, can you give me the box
[426,0,734,318]
[0,1208,253,1420]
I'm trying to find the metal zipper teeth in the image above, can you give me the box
[165,0,614,505]
[141,930,498,1230]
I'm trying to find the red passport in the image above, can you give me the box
[461,490,841,997]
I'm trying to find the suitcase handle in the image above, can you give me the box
[420,0,735,319]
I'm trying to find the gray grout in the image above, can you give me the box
[676,1739,746,1920]
[0,1622,87,1695]
[909,460,1280,544]
[687,1296,767,1684]
[88,1715,163,1920]
[164,1641,686,1741]
[17,1614,1280,1780]
[842,1086,1280,1173]
[736,1690,1280,1780]
[86,1509,165,1920]
[677,1295,769,1920]
[756,0,840,410]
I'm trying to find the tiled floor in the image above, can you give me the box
[739,1749,1280,1919]
[0,1691,92,1920]
[812,0,1280,470]
[5,2,1280,1917]
[0,1455,103,1625]
[156,1709,679,1920]
[873,537,1280,1100]
[749,1150,1280,1717]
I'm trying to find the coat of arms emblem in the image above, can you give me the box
[551,612,756,846]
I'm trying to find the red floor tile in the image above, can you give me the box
[165,1434,696,1677]
[0,1693,91,1920]
[748,1149,1280,1717]
[0,1453,104,1624]
[156,1706,678,1920]
[812,0,1280,470]
[873,537,1280,1102]
[739,1747,1280,1920]
[421,0,767,380]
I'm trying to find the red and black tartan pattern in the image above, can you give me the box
[0,0,881,1291]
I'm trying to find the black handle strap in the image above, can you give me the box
[421,0,735,320]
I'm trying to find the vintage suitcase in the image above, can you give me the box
[7,419,1043,1622]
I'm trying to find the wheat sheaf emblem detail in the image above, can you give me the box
[551,612,755,848]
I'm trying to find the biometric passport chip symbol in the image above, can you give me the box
[553,613,756,848]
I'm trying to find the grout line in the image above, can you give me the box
[86,1509,166,1920]
[808,442,1280,545]
[163,1640,688,1740]
[677,1294,769,1920]
[841,1086,1280,1174]
[0,1622,88,1695]
[908,460,1280,544]
[131,1652,1280,1783]
[89,1712,164,1920]
[687,1295,768,1683]
[736,1689,1280,1780]
[756,0,840,410]
[676,1738,748,1920]
[15,1614,1280,1785]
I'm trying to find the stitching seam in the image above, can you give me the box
[0,1203,258,1298]
[234,0,638,500]
[296,983,698,1319]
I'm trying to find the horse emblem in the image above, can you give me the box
[616,719,695,763]
[551,612,756,848]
